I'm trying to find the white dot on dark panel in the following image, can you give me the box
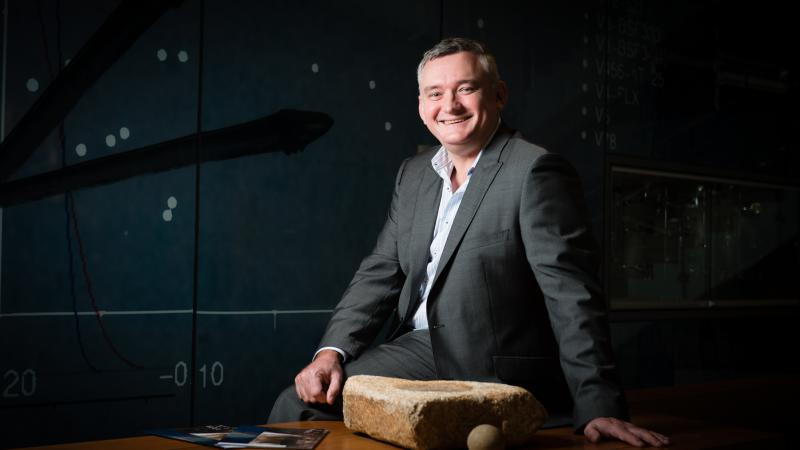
[369,80,376,89]
[583,35,589,44]
[584,12,589,20]
[119,127,130,139]
[582,83,588,92]
[75,143,87,157]
[123,230,129,237]
[26,78,39,92]
[581,106,587,116]
[477,18,485,29]
[157,48,167,61]
[167,196,178,209]
[311,63,319,73]
[105,134,116,147]
[162,209,173,222]
[64,58,71,66]
[177,50,188,63]
[384,121,392,131]
[582,59,588,68]
[581,130,587,140]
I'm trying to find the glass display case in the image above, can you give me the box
[608,165,800,309]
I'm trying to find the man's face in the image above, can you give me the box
[418,51,506,155]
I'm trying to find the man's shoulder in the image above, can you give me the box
[503,129,549,163]
[496,128,582,183]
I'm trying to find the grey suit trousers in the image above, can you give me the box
[267,329,437,423]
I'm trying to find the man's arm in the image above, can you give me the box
[519,153,668,447]
[519,152,625,425]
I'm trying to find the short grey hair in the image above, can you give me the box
[417,37,500,89]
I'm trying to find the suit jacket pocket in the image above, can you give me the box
[461,229,510,252]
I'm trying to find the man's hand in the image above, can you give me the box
[584,417,670,447]
[294,350,344,405]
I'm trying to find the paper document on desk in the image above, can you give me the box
[149,424,235,446]
[216,426,328,449]
[149,424,328,449]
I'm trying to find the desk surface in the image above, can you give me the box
[16,417,782,450]
[17,375,794,450]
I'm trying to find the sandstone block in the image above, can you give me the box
[343,375,548,450]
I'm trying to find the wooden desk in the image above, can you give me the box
[16,376,792,450]
[17,417,781,450]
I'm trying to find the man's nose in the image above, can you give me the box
[443,91,463,112]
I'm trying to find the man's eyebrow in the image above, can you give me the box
[422,79,479,93]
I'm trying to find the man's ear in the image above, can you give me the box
[495,80,509,110]
[418,95,426,123]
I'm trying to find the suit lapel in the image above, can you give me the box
[430,126,512,290]
[400,162,441,320]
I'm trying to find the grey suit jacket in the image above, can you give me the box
[319,124,628,429]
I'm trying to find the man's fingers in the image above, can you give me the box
[294,373,309,402]
[312,389,328,403]
[295,368,325,403]
[585,417,671,448]
[593,419,644,448]
[326,369,343,405]
[657,432,671,445]
[651,431,671,444]
[583,424,601,443]
[609,426,644,448]
[308,370,327,403]
[630,427,670,447]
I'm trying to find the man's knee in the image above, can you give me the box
[268,385,303,423]
[267,384,344,423]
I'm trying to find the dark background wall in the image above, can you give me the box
[0,0,797,447]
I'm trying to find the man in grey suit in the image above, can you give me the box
[269,38,669,447]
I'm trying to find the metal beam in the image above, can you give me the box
[0,109,333,206]
[0,0,182,181]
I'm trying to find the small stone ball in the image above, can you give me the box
[467,424,506,450]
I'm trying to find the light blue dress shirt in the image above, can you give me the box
[409,146,482,330]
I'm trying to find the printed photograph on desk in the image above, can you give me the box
[149,424,236,447]
[216,426,329,449]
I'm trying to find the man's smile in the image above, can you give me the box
[439,117,471,125]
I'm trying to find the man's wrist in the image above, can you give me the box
[314,347,346,363]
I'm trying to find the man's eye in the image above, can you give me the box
[428,92,442,99]
[459,87,476,93]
